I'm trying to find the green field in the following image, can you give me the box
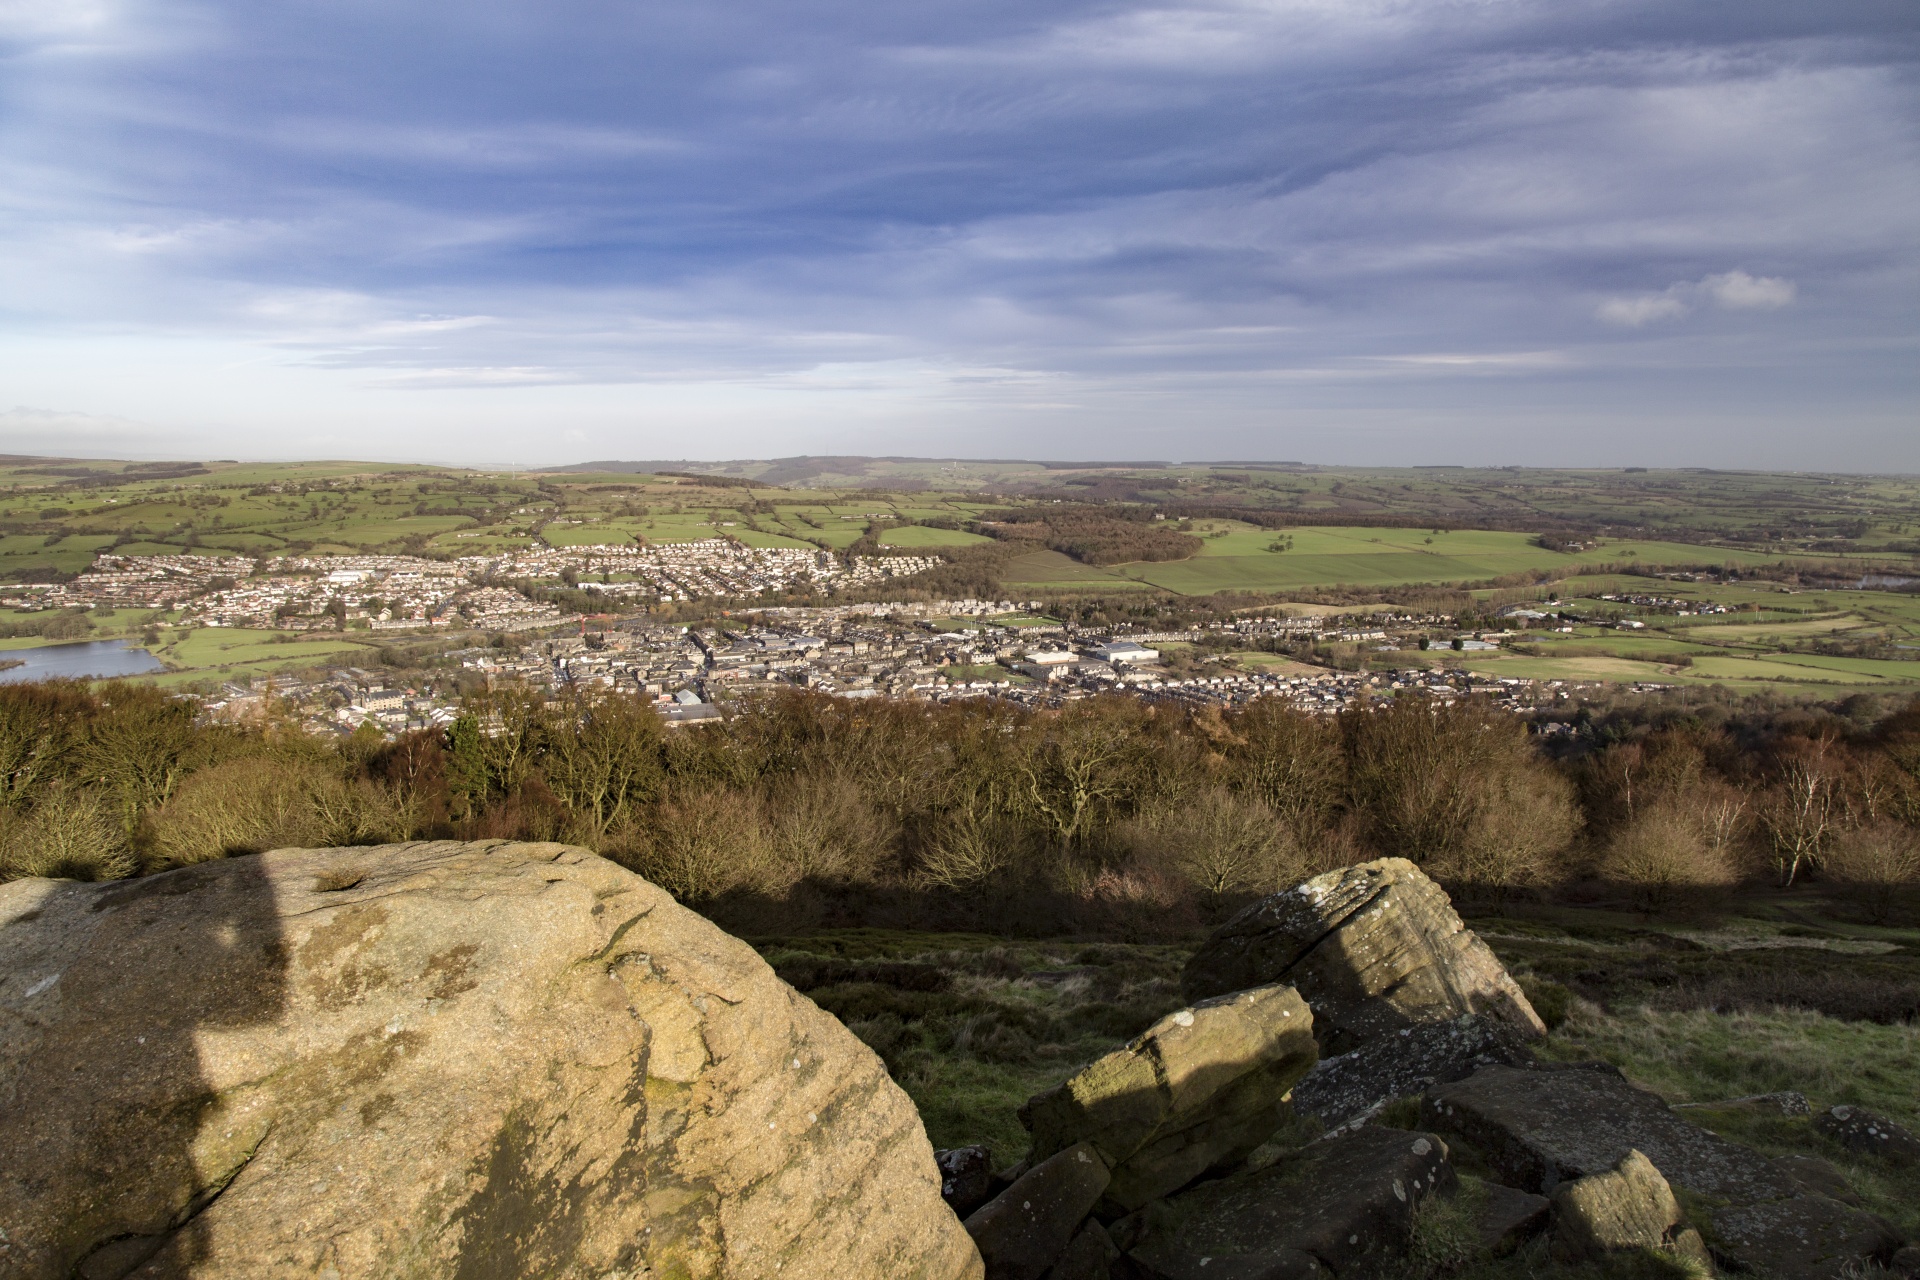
[146,627,374,685]
[878,525,993,549]
[1000,550,1154,590]
[999,523,1793,596]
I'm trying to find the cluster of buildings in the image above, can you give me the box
[4,554,258,611]
[473,541,942,600]
[0,541,950,628]
[441,606,1571,727]
[201,669,461,735]
[1591,593,1730,617]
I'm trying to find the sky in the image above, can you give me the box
[1,0,1916,468]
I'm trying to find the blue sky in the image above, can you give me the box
[1,0,1915,466]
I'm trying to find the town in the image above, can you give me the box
[1,547,1686,735]
[198,602,1596,737]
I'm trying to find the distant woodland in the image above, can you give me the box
[5,682,1919,957]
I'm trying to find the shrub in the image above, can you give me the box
[1823,821,1920,923]
[145,756,398,867]
[765,770,898,884]
[0,785,135,881]
[1118,786,1309,911]
[609,783,778,900]
[911,811,1025,892]
[1599,801,1738,910]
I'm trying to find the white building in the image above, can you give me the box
[1089,641,1159,664]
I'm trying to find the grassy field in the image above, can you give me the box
[1081,523,1795,596]
[879,525,994,549]
[143,627,375,685]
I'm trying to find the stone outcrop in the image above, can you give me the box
[962,1142,1111,1280]
[1043,1221,1119,1280]
[1426,1064,1900,1278]
[1019,984,1317,1211]
[1291,1012,1535,1131]
[1115,1126,1456,1278]
[0,840,980,1280]
[1424,1063,1793,1201]
[1180,859,1545,1054]
[1815,1105,1920,1167]
[1548,1149,1706,1267]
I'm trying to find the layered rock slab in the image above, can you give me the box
[1116,1125,1456,1279]
[1019,984,1317,1211]
[1291,1012,1535,1131]
[1180,859,1544,1055]
[1424,1064,1899,1278]
[0,840,980,1280]
[963,1141,1110,1280]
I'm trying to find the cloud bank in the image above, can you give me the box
[0,0,1915,465]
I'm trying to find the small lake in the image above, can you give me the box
[0,639,167,684]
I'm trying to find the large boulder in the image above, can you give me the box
[1180,859,1544,1055]
[0,840,981,1280]
[1019,984,1317,1211]
[1425,1064,1900,1278]
[1115,1125,1456,1278]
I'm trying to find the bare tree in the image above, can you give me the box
[1759,738,1842,887]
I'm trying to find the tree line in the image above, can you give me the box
[3,680,1918,934]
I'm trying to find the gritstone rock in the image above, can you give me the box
[1117,1126,1455,1278]
[1425,1064,1900,1278]
[1042,1220,1120,1280]
[1473,1182,1550,1256]
[1710,1195,1901,1279]
[1773,1155,1863,1206]
[941,1145,997,1219]
[1291,1012,1534,1131]
[1019,984,1317,1212]
[1548,1149,1689,1264]
[1179,859,1545,1055]
[0,840,980,1280]
[1815,1105,1920,1167]
[964,1141,1111,1280]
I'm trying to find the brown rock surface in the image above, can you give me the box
[1549,1149,1686,1263]
[1020,984,1317,1211]
[1179,859,1544,1054]
[0,840,980,1280]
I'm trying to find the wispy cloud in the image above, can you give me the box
[1597,270,1798,326]
[0,0,1913,463]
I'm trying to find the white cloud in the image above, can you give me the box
[1702,269,1795,310]
[1596,293,1692,326]
[1597,269,1796,326]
